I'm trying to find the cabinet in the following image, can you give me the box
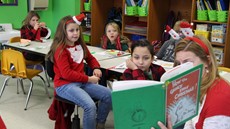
[121,0,192,43]
[191,0,230,67]
[80,0,192,47]
[80,0,122,46]
[121,0,169,42]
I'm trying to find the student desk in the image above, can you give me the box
[3,39,52,56]
[99,56,174,73]
[0,30,20,42]
[87,46,130,61]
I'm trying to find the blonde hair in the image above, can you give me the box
[173,19,188,33]
[22,11,40,26]
[105,22,121,34]
[174,35,219,101]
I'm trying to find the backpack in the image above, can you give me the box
[161,11,176,43]
[151,40,163,54]
[107,7,122,29]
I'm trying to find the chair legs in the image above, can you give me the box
[24,80,34,110]
[37,75,51,98]
[24,75,51,110]
[39,64,51,87]
[30,64,51,87]
[0,77,11,98]
[17,79,26,94]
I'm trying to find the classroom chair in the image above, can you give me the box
[218,67,230,73]
[218,67,230,82]
[8,36,51,87]
[0,49,51,110]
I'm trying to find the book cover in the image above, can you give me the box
[213,47,224,65]
[211,25,225,43]
[112,63,203,129]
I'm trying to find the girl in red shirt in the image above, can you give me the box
[46,14,111,129]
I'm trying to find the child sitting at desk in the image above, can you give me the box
[96,21,131,86]
[20,11,51,61]
[101,21,131,52]
[123,39,165,81]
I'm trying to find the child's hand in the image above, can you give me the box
[39,22,46,28]
[126,59,138,70]
[34,22,40,30]
[88,76,100,84]
[93,69,102,77]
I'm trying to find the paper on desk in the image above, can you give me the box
[115,62,127,69]
[96,51,114,58]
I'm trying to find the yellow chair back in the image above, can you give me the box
[218,67,230,73]
[1,49,27,78]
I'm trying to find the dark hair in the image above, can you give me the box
[131,39,154,57]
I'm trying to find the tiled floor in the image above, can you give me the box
[0,73,114,129]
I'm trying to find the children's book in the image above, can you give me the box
[112,62,203,129]
[211,25,225,43]
[213,47,224,65]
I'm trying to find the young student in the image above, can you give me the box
[98,21,131,86]
[20,11,50,61]
[101,21,131,52]
[156,20,188,62]
[46,14,112,129]
[123,39,166,81]
[151,35,230,129]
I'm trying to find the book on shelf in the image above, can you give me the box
[213,47,224,65]
[112,62,203,129]
[82,30,91,36]
[124,21,147,34]
[196,24,208,31]
[211,25,225,43]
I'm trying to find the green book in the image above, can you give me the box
[112,62,203,129]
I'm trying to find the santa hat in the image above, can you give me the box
[72,13,86,25]
[166,25,180,40]
[180,22,194,37]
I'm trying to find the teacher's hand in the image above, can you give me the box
[151,116,173,129]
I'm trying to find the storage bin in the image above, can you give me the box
[194,30,210,39]
[84,2,91,11]
[197,10,208,21]
[217,11,228,22]
[138,7,147,16]
[208,10,217,21]
[83,34,91,42]
[126,6,137,16]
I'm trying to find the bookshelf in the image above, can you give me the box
[121,0,193,43]
[80,0,192,46]
[80,0,122,46]
[121,0,170,42]
[191,0,230,67]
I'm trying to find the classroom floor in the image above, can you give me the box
[0,72,115,129]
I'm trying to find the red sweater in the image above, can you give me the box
[53,43,100,87]
[196,79,230,129]
[20,25,48,42]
